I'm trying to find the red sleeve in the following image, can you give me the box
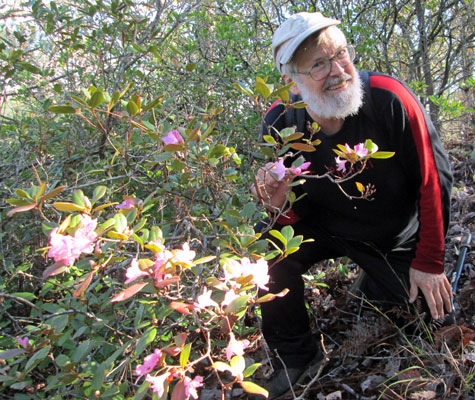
[276,209,301,225]
[370,75,446,273]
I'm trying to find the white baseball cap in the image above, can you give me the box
[273,12,341,72]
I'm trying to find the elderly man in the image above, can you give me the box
[252,11,453,398]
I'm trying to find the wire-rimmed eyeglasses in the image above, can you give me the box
[296,45,356,81]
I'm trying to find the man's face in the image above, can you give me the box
[292,27,362,120]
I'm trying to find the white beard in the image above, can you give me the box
[297,71,363,120]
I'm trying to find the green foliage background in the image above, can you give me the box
[0,0,473,398]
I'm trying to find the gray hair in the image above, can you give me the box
[279,26,346,82]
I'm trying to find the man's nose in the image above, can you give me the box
[328,59,345,76]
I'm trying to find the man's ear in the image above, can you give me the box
[282,74,300,95]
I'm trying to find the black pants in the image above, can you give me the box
[257,220,418,368]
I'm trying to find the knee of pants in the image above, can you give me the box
[266,258,307,292]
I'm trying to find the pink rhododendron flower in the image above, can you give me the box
[223,259,243,281]
[289,161,311,176]
[171,243,196,266]
[288,156,311,176]
[248,257,270,290]
[48,230,79,266]
[47,214,97,266]
[145,372,170,396]
[184,376,203,399]
[266,159,287,181]
[222,289,240,306]
[135,349,162,377]
[116,199,135,209]
[16,336,29,349]
[225,333,250,361]
[195,288,218,309]
[124,258,149,284]
[354,143,369,158]
[335,156,347,172]
[223,257,269,290]
[162,130,183,145]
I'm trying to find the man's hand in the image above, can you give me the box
[251,167,293,210]
[409,268,452,320]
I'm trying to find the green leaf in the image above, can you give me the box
[108,91,120,110]
[49,313,69,334]
[11,292,37,301]
[287,235,303,249]
[132,42,145,52]
[224,294,250,314]
[105,343,128,368]
[281,226,295,244]
[262,135,276,144]
[370,151,395,159]
[126,208,138,224]
[39,185,66,203]
[6,198,32,206]
[243,362,261,378]
[72,189,86,207]
[185,62,197,72]
[15,188,31,199]
[180,342,192,369]
[23,346,51,375]
[18,61,42,74]
[133,380,151,400]
[240,202,256,219]
[208,144,228,158]
[278,127,296,139]
[230,355,245,373]
[89,90,106,108]
[72,96,88,106]
[269,229,287,247]
[255,81,271,99]
[135,327,157,357]
[271,82,294,99]
[126,100,139,116]
[92,362,106,391]
[49,105,77,114]
[291,102,307,109]
[233,81,253,96]
[92,186,107,203]
[71,340,93,362]
[212,361,232,373]
[240,381,269,396]
[114,213,128,233]
[142,95,164,111]
[0,349,26,360]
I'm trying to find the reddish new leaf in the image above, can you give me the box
[162,346,182,357]
[169,301,194,315]
[43,262,68,279]
[155,276,180,288]
[7,203,36,217]
[73,270,95,297]
[110,282,148,302]
[170,380,186,400]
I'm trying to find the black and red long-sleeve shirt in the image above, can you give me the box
[262,71,453,274]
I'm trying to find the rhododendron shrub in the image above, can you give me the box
[3,77,395,399]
